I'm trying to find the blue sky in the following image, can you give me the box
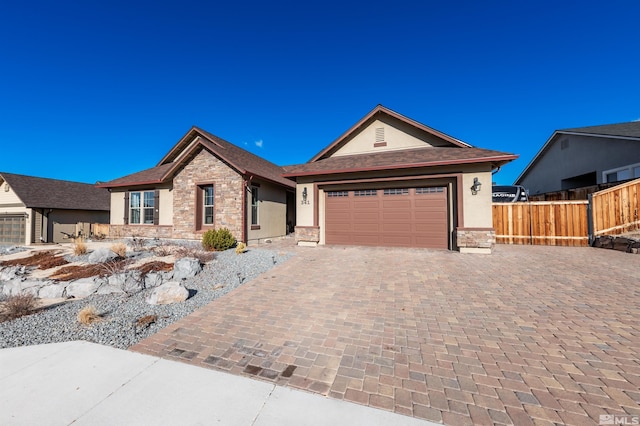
[1,1,638,185]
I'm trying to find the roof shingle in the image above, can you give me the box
[561,121,640,138]
[0,172,110,211]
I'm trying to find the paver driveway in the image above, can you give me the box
[132,244,640,425]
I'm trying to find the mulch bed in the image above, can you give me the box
[0,251,69,269]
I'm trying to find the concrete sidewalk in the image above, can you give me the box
[0,341,435,425]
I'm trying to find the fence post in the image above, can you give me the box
[587,194,594,246]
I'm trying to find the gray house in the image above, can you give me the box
[0,172,110,245]
[515,121,640,196]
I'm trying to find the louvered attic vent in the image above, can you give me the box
[374,127,387,147]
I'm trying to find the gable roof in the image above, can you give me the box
[99,127,294,189]
[515,121,640,184]
[0,172,110,211]
[309,105,471,162]
[284,147,517,177]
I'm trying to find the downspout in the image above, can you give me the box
[241,176,249,244]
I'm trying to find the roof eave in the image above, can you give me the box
[284,155,518,178]
[97,179,166,189]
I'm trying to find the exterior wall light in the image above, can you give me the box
[471,177,482,195]
[301,187,310,204]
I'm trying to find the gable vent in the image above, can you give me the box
[374,127,387,147]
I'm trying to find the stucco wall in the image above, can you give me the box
[246,180,288,243]
[461,170,493,228]
[519,135,640,195]
[331,117,451,157]
[110,186,172,226]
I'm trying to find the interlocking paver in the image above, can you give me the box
[131,243,640,424]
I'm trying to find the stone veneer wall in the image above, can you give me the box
[295,226,320,243]
[172,148,244,240]
[110,225,174,240]
[456,228,495,251]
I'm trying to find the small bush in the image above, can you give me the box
[1,293,37,322]
[152,242,174,257]
[73,238,88,256]
[111,242,127,258]
[175,246,215,264]
[235,242,247,255]
[128,236,146,252]
[202,228,237,251]
[77,305,101,325]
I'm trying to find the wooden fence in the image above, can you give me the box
[493,201,589,246]
[592,178,640,236]
[493,178,640,246]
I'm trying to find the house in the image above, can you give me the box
[0,172,110,245]
[283,105,517,253]
[515,121,640,196]
[98,127,295,244]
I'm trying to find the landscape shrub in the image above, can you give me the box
[202,228,237,251]
[128,236,146,252]
[77,305,101,325]
[110,242,127,258]
[235,242,247,254]
[73,238,88,256]
[0,293,37,322]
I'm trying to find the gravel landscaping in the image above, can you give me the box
[0,246,293,349]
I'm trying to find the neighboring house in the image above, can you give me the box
[0,172,110,245]
[98,127,295,244]
[284,105,517,253]
[515,121,640,196]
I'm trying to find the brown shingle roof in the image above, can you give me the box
[99,127,294,189]
[561,121,640,138]
[283,147,517,177]
[0,172,110,211]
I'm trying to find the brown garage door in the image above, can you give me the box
[0,215,26,245]
[325,186,448,248]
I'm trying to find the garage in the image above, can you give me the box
[325,186,448,248]
[0,215,26,245]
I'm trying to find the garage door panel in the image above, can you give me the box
[325,186,448,249]
[0,215,26,245]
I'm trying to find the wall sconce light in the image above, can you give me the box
[471,177,482,195]
[301,187,310,205]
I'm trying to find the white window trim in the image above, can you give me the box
[129,190,155,225]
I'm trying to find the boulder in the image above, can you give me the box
[173,257,202,280]
[146,281,189,305]
[1,279,42,296]
[0,266,26,282]
[38,282,67,299]
[88,248,118,264]
[109,271,143,295]
[66,277,102,298]
[96,284,125,295]
[144,272,164,289]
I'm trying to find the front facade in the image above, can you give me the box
[516,121,640,196]
[284,106,517,253]
[100,127,295,244]
[0,173,110,245]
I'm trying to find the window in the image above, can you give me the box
[603,162,640,183]
[203,185,214,225]
[327,191,349,197]
[383,188,409,195]
[129,191,154,224]
[251,186,259,226]
[354,190,377,196]
[415,187,444,194]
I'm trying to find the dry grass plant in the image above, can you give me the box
[110,242,127,258]
[73,238,88,256]
[77,305,101,325]
[175,246,215,264]
[235,242,247,254]
[128,236,147,252]
[0,293,37,322]
[152,242,175,257]
[98,259,131,276]
[135,314,157,329]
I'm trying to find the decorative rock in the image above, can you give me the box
[109,271,143,295]
[173,258,202,280]
[1,279,42,296]
[87,248,118,264]
[144,272,164,289]
[66,278,102,299]
[0,266,26,282]
[38,282,67,299]
[96,284,125,295]
[146,281,189,305]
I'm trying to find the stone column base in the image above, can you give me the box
[295,226,320,247]
[456,227,495,254]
